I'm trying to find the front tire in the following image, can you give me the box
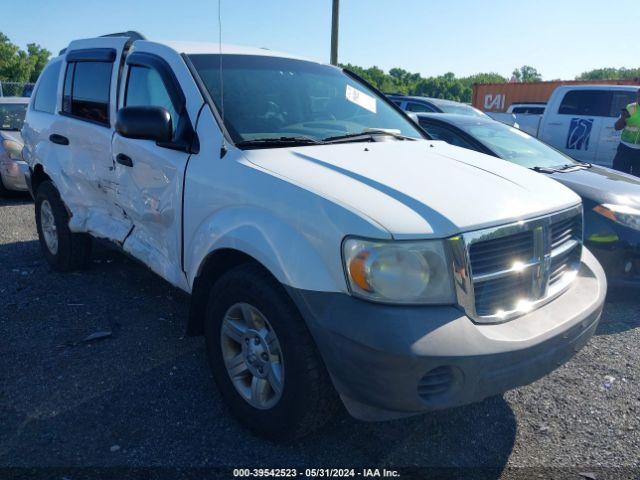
[0,174,11,197]
[35,181,92,271]
[205,263,338,440]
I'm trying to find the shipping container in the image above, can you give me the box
[473,79,640,112]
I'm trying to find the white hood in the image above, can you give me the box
[243,140,581,239]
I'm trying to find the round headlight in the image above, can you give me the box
[343,237,455,304]
[368,247,430,299]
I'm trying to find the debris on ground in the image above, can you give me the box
[602,375,616,391]
[83,331,113,343]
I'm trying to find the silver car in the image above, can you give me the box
[0,97,29,195]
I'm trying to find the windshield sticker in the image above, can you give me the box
[345,85,377,113]
[566,118,593,151]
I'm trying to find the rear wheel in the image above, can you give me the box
[35,181,92,271]
[205,263,338,440]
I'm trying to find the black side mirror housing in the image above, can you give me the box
[115,106,173,143]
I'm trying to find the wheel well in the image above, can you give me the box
[31,164,51,196]
[187,249,276,336]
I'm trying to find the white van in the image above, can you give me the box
[538,85,639,166]
[22,32,606,439]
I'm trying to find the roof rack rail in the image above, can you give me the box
[100,31,146,41]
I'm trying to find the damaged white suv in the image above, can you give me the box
[22,32,606,439]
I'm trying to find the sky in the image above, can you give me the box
[4,0,640,80]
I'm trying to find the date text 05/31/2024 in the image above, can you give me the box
[232,468,401,478]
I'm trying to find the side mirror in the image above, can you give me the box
[115,106,173,143]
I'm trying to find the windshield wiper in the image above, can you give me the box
[531,163,591,174]
[323,129,414,144]
[235,136,322,149]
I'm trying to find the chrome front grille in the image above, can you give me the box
[449,206,583,323]
[468,229,534,276]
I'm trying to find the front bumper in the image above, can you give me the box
[0,159,29,192]
[289,248,606,421]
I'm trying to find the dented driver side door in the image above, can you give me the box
[111,50,193,289]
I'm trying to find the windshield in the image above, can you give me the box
[188,54,423,145]
[0,103,27,131]
[436,102,489,118]
[460,121,576,168]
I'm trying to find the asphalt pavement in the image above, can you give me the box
[0,195,638,479]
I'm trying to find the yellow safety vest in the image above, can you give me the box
[621,102,640,146]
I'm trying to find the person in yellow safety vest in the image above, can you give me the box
[613,88,640,176]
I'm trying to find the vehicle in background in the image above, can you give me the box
[537,85,639,167]
[415,112,640,287]
[22,84,35,97]
[0,97,29,195]
[387,94,490,118]
[23,32,606,440]
[472,78,640,113]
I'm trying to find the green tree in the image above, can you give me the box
[511,65,542,82]
[26,43,51,82]
[0,32,50,83]
[576,67,640,80]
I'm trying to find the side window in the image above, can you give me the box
[512,106,545,115]
[125,66,179,135]
[558,90,611,117]
[420,122,477,150]
[610,92,637,117]
[33,61,62,114]
[62,61,113,125]
[406,102,435,113]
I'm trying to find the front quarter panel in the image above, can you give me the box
[183,109,391,293]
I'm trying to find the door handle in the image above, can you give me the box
[116,153,133,167]
[547,122,562,126]
[49,134,69,145]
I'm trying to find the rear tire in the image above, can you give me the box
[204,263,339,440]
[35,181,92,271]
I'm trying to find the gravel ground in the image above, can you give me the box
[0,195,638,479]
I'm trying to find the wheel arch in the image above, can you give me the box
[30,163,52,197]
[187,248,282,336]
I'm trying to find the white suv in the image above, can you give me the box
[22,32,606,439]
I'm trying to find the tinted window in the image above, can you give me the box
[63,61,112,125]
[406,102,435,113]
[125,66,178,135]
[512,106,545,115]
[0,103,27,130]
[610,91,637,117]
[558,90,611,117]
[419,121,476,150]
[188,54,423,144]
[33,61,61,113]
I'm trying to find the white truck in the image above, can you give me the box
[490,85,639,166]
[22,32,606,439]
[538,85,638,167]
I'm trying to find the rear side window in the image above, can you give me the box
[33,61,62,114]
[62,61,112,125]
[558,90,611,117]
[419,121,477,150]
[406,102,435,113]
